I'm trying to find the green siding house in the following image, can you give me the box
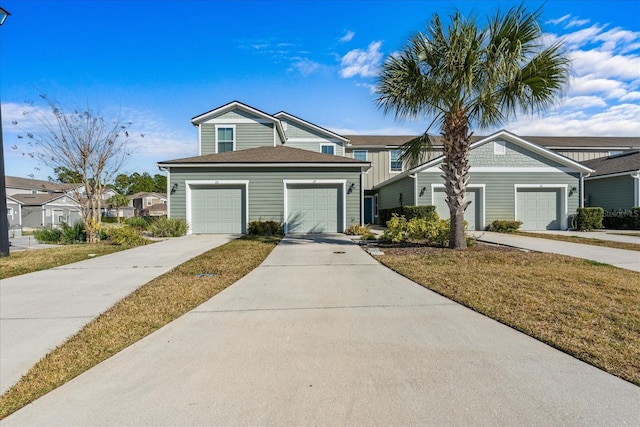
[375,131,594,231]
[582,151,640,210]
[158,101,369,234]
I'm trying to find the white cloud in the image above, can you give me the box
[569,76,628,99]
[565,18,590,29]
[621,91,640,101]
[546,14,571,26]
[571,50,640,81]
[289,58,321,76]
[561,96,607,109]
[339,30,355,43]
[340,41,383,78]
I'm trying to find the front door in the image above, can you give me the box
[364,196,374,224]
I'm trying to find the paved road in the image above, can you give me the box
[0,234,236,394]
[3,234,638,426]
[470,231,640,272]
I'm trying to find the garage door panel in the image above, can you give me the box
[191,186,244,234]
[287,185,341,233]
[517,188,561,231]
[434,188,481,231]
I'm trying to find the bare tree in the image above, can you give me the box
[15,96,136,242]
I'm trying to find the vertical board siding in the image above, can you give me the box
[417,171,580,226]
[554,151,611,162]
[377,176,415,210]
[585,175,634,210]
[169,167,362,230]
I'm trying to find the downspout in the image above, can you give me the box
[633,171,640,207]
[410,174,417,206]
[360,170,365,226]
[580,172,591,208]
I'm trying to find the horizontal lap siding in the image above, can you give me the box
[377,176,415,210]
[169,167,362,229]
[200,123,274,154]
[284,121,345,156]
[585,175,634,210]
[417,171,580,223]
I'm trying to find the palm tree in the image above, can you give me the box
[106,193,130,224]
[376,5,570,249]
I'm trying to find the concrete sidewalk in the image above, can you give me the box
[470,231,640,272]
[0,234,236,394]
[3,234,638,425]
[523,229,640,245]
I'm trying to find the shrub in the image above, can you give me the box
[33,227,63,244]
[380,214,452,247]
[488,220,522,233]
[59,222,87,244]
[126,216,155,229]
[101,216,119,224]
[378,205,439,225]
[248,220,282,236]
[103,226,149,246]
[575,207,604,231]
[379,214,408,243]
[344,224,370,235]
[360,233,377,241]
[148,217,189,237]
[602,208,640,230]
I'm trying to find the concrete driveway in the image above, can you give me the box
[2,234,638,426]
[0,234,236,394]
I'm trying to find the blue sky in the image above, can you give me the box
[1,0,639,181]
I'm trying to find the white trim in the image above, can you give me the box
[287,137,344,143]
[389,149,403,173]
[184,180,249,235]
[584,171,638,180]
[166,169,171,218]
[374,194,379,219]
[352,149,368,161]
[204,118,273,124]
[273,111,349,143]
[158,162,369,169]
[420,166,576,173]
[214,124,236,154]
[431,184,486,230]
[411,174,418,206]
[633,173,640,207]
[320,143,336,155]
[514,184,568,230]
[494,140,506,155]
[282,179,346,234]
[361,172,365,225]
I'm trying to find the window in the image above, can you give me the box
[146,197,153,206]
[494,140,506,155]
[353,150,368,161]
[45,209,51,217]
[321,144,335,155]
[390,149,402,172]
[216,126,235,153]
[7,207,13,218]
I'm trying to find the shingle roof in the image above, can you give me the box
[581,151,640,177]
[10,193,68,205]
[158,145,370,166]
[5,176,81,193]
[345,135,640,149]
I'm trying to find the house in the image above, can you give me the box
[6,195,22,238]
[158,101,370,234]
[159,100,640,234]
[128,192,168,216]
[373,131,594,231]
[582,151,640,210]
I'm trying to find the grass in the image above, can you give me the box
[0,235,280,419]
[609,232,640,238]
[1,245,131,279]
[518,231,640,252]
[376,248,640,386]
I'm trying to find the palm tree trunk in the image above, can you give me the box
[441,111,471,249]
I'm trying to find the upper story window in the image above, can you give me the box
[390,149,403,172]
[216,125,235,153]
[321,144,335,155]
[353,150,368,161]
[146,197,153,206]
[494,140,506,155]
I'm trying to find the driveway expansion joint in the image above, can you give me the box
[191,302,457,314]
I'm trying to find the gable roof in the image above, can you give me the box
[345,134,640,150]
[273,111,349,144]
[375,130,594,188]
[158,145,370,168]
[5,176,81,193]
[10,193,77,206]
[190,100,287,143]
[128,192,167,200]
[581,151,640,177]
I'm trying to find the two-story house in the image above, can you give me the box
[159,101,639,234]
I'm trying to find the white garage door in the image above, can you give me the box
[287,185,341,233]
[517,188,561,230]
[434,187,480,230]
[191,186,244,233]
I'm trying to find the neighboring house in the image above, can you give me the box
[582,151,640,210]
[11,193,82,229]
[374,131,594,231]
[129,192,168,216]
[5,176,80,197]
[158,100,639,234]
[158,101,370,234]
[6,195,22,238]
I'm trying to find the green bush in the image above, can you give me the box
[488,220,523,233]
[575,207,604,231]
[602,208,640,230]
[33,227,63,244]
[379,214,408,243]
[103,226,149,246]
[379,214,451,247]
[148,217,189,237]
[378,205,439,225]
[126,216,155,229]
[248,220,282,236]
[360,233,377,240]
[344,224,370,235]
[101,216,119,224]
